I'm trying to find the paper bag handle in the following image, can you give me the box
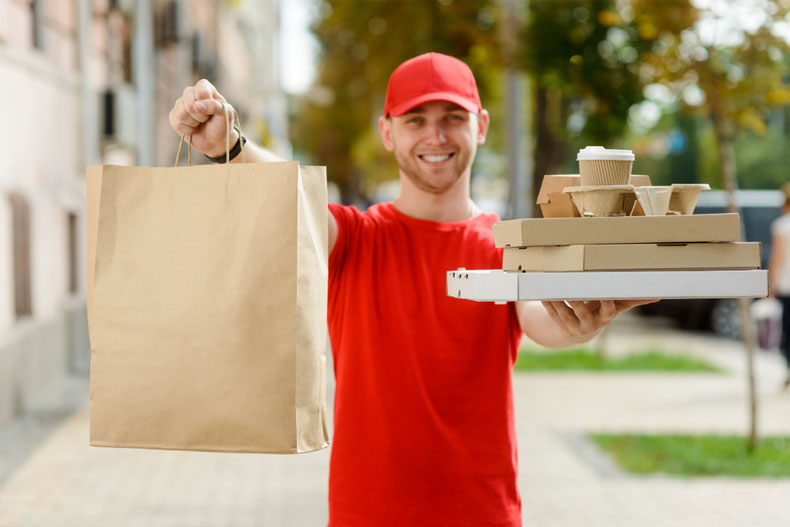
[174,102,246,167]
[174,134,192,167]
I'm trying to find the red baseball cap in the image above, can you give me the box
[383,52,482,117]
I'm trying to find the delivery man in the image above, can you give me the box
[169,52,652,527]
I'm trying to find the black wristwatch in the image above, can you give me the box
[205,126,247,163]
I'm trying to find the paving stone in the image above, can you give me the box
[2,314,790,526]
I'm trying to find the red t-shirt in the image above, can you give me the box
[327,202,523,527]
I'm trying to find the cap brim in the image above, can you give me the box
[388,92,480,117]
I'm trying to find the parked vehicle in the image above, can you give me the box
[634,189,783,339]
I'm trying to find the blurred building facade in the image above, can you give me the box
[0,0,288,426]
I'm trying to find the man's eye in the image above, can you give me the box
[407,117,422,124]
[447,114,464,121]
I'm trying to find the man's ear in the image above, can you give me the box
[379,116,395,152]
[476,109,490,146]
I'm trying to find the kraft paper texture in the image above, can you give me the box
[86,162,329,454]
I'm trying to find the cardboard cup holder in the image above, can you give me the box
[562,185,636,217]
[633,186,673,216]
[561,183,712,217]
[669,184,711,214]
[544,149,711,218]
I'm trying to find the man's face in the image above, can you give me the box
[378,100,489,195]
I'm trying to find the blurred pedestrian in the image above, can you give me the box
[168,52,654,527]
[768,183,790,388]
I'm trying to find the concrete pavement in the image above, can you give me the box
[2,313,790,526]
[518,313,790,527]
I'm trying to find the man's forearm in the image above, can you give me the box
[230,139,286,164]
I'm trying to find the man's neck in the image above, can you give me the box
[393,172,478,222]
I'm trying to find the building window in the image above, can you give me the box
[9,193,32,319]
[68,212,78,294]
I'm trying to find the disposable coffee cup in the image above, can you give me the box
[577,146,634,186]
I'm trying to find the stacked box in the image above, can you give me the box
[494,214,761,273]
[447,174,768,302]
[495,174,761,274]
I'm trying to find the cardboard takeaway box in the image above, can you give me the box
[538,174,652,217]
[464,212,767,301]
[447,173,768,302]
[493,213,740,248]
[447,269,769,302]
[502,242,762,272]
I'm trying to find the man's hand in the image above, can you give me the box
[517,299,659,348]
[168,79,240,157]
[541,299,657,340]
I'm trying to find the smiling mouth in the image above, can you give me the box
[418,153,455,163]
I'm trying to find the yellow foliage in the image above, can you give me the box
[598,10,620,27]
[736,109,767,135]
[256,119,272,149]
[766,88,790,105]
[638,21,658,40]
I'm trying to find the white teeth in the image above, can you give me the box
[421,154,452,163]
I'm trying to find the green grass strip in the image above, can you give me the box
[514,346,723,372]
[590,434,790,477]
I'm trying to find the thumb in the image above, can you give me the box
[194,99,230,116]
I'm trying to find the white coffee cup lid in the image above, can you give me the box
[577,146,635,161]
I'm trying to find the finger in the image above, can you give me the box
[170,88,201,130]
[193,79,228,107]
[179,99,201,127]
[579,300,602,313]
[541,300,557,318]
[569,300,616,335]
[567,300,609,334]
[544,300,582,335]
[566,300,596,322]
[194,78,220,101]
[180,87,210,125]
[598,299,617,321]
[540,301,568,337]
[614,298,660,312]
[171,121,196,138]
[169,101,199,135]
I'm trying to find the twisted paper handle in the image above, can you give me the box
[174,134,192,167]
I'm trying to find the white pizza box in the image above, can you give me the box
[446,269,768,303]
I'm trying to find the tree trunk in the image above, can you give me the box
[713,112,759,453]
[532,85,568,218]
[596,325,608,359]
[738,298,758,453]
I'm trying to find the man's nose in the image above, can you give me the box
[427,123,447,143]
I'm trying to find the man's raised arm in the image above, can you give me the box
[168,78,338,253]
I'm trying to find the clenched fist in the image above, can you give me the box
[168,79,239,158]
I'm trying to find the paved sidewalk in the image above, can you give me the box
[518,314,790,527]
[2,314,790,526]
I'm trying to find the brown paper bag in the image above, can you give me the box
[86,161,329,453]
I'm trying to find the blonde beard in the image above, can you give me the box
[392,149,472,195]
